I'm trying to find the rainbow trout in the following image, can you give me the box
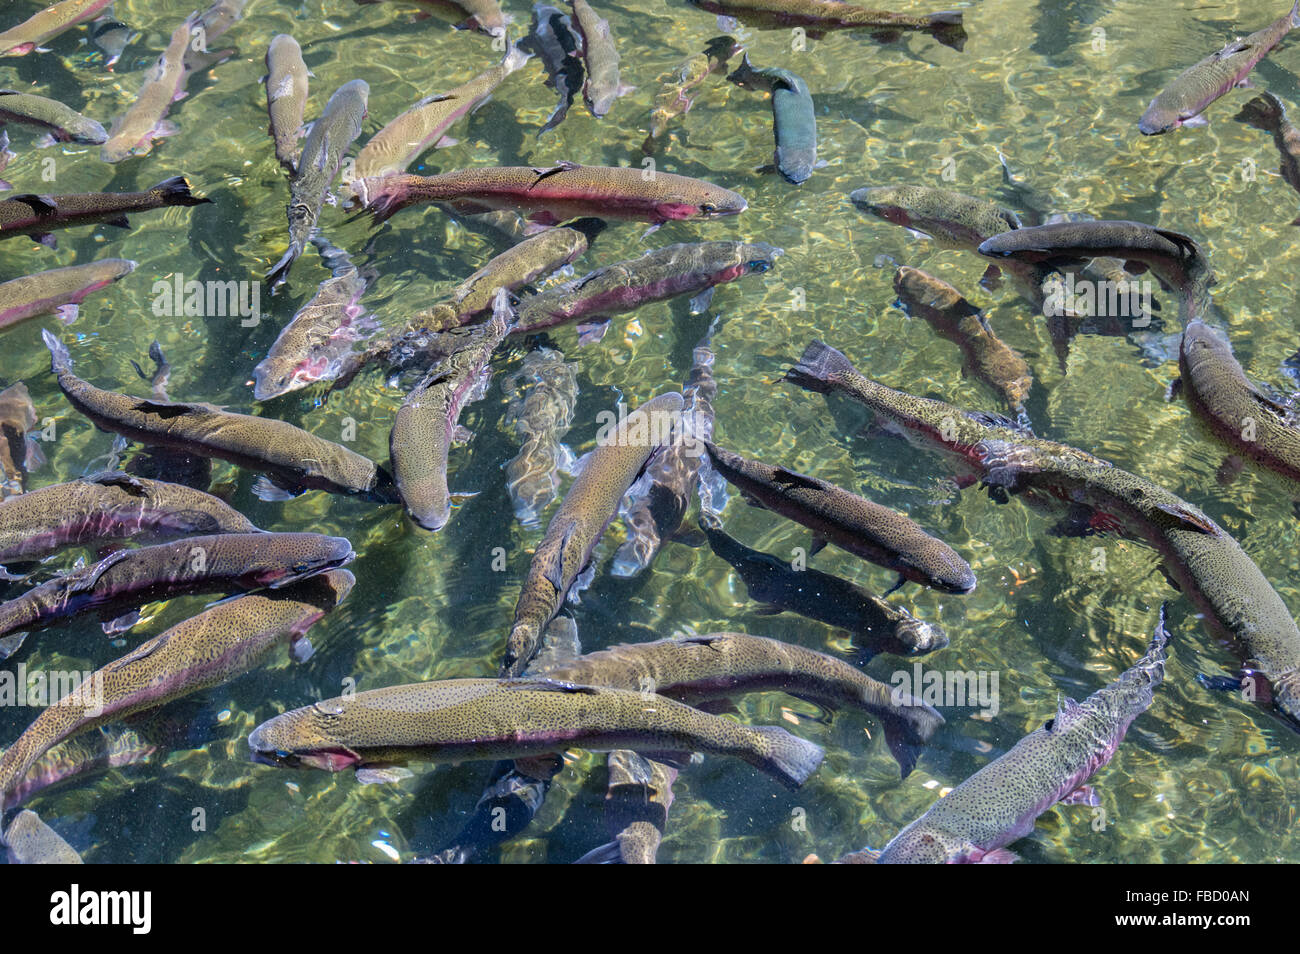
[570,0,633,117]
[44,331,396,503]
[0,570,352,812]
[701,521,948,657]
[356,161,747,226]
[184,0,247,72]
[0,382,40,498]
[265,34,311,173]
[0,0,115,56]
[89,14,135,69]
[0,531,353,650]
[0,130,13,190]
[0,176,209,248]
[248,677,825,790]
[352,44,530,180]
[1138,0,1300,135]
[267,79,369,292]
[703,442,976,594]
[538,632,944,776]
[643,36,741,153]
[893,266,1032,419]
[0,471,260,566]
[502,347,580,528]
[390,293,514,531]
[1236,91,1300,224]
[99,14,194,163]
[2,810,82,863]
[521,3,584,136]
[689,0,965,49]
[612,324,717,576]
[502,391,684,676]
[354,0,510,36]
[0,89,105,144]
[0,259,135,333]
[511,240,781,341]
[253,238,376,400]
[727,54,817,184]
[574,750,676,863]
[847,607,1168,864]
[5,728,155,812]
[1173,318,1300,486]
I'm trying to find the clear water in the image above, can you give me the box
[1,0,1298,863]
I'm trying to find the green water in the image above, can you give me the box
[1,0,1298,863]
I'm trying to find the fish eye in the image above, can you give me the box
[700,203,719,214]
[747,260,770,273]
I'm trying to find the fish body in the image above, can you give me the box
[44,331,395,502]
[570,0,632,117]
[0,259,135,333]
[1235,91,1300,222]
[0,90,106,144]
[354,0,510,36]
[727,55,817,184]
[1138,1,1300,135]
[0,532,354,647]
[100,15,195,163]
[868,610,1168,863]
[0,570,353,811]
[0,176,209,246]
[645,36,741,152]
[850,184,1021,250]
[702,522,948,656]
[90,14,136,68]
[703,442,976,594]
[184,0,246,72]
[521,4,584,136]
[0,382,40,498]
[0,130,13,189]
[390,295,513,531]
[248,676,825,790]
[503,391,684,676]
[574,750,676,863]
[0,0,115,56]
[3,810,82,863]
[5,728,156,812]
[502,348,580,528]
[688,0,966,50]
[265,34,311,173]
[539,632,945,775]
[358,162,747,226]
[268,79,369,291]
[0,471,260,565]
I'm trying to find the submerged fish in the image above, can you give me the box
[0,0,115,57]
[538,632,945,776]
[354,0,511,37]
[265,34,311,173]
[249,676,825,790]
[520,3,584,136]
[353,45,530,181]
[727,54,817,184]
[5,728,156,812]
[575,750,676,864]
[357,161,747,226]
[0,89,106,144]
[702,442,977,594]
[848,607,1168,864]
[0,176,209,248]
[2,810,82,863]
[643,36,741,152]
[570,0,633,118]
[45,331,396,503]
[702,522,948,657]
[0,569,353,812]
[0,382,41,498]
[89,13,136,68]
[1138,0,1300,135]
[688,0,966,50]
[99,14,195,163]
[850,184,1021,252]
[0,531,353,649]
[390,292,514,531]
[0,259,135,333]
[267,79,369,292]
[1235,91,1300,224]
[0,471,260,566]
[502,347,580,528]
[502,391,683,676]
[253,238,375,400]
[0,130,13,190]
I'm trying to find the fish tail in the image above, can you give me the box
[266,242,301,289]
[41,329,72,374]
[926,11,966,51]
[1292,0,1299,27]
[751,725,824,789]
[879,702,944,778]
[1235,93,1283,131]
[573,839,627,864]
[785,340,853,393]
[150,175,210,207]
[502,41,531,74]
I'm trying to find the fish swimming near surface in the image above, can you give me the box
[0,89,106,144]
[688,0,966,50]
[1138,0,1300,135]
[702,442,977,594]
[0,569,354,812]
[841,606,1169,863]
[536,631,945,776]
[502,347,580,528]
[0,382,41,499]
[184,0,247,73]
[502,391,683,676]
[99,14,196,163]
[267,79,369,292]
[0,0,116,56]
[4,728,156,812]
[1235,91,1300,224]
[248,676,825,790]
[44,331,397,503]
[701,521,949,657]
[2,810,82,863]
[0,259,135,334]
[726,54,817,184]
[520,3,584,136]
[89,12,136,68]
[574,750,676,863]
[570,0,633,117]
[264,34,311,173]
[0,176,209,248]
[356,161,747,226]
[354,0,511,37]
[643,36,741,153]
[0,471,260,567]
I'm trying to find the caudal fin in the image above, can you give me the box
[1234,93,1283,131]
[266,242,300,291]
[927,11,966,51]
[751,725,824,789]
[573,840,626,864]
[880,702,945,778]
[41,329,72,374]
[150,176,210,207]
[785,340,855,393]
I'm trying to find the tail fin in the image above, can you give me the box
[1234,93,1284,131]
[41,329,72,374]
[927,11,966,51]
[785,339,854,393]
[1292,0,1299,27]
[150,176,210,207]
[751,725,824,789]
[880,702,945,778]
[573,839,626,864]
[266,242,300,291]
[502,41,531,74]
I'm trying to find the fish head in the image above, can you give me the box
[849,187,913,227]
[70,118,109,146]
[252,353,331,400]
[737,242,783,275]
[249,701,355,770]
[252,534,356,588]
[893,616,949,655]
[1138,101,1181,136]
[665,185,747,221]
